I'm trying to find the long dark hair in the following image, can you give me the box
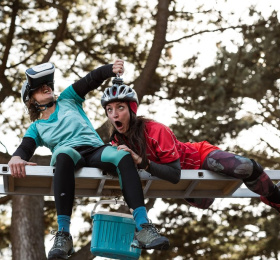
[25,95,57,122]
[25,97,41,122]
[109,109,152,163]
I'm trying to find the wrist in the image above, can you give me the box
[136,156,142,165]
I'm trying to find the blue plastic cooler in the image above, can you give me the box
[90,200,141,260]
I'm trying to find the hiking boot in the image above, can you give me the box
[131,222,169,250]
[48,230,75,260]
[260,196,280,214]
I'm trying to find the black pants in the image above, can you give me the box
[54,145,144,216]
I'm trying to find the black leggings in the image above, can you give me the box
[54,145,144,216]
[186,150,276,209]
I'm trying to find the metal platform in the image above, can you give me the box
[1,164,280,198]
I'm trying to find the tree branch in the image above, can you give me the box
[0,0,19,75]
[36,0,69,63]
[0,0,19,103]
[134,0,171,102]
[166,21,267,44]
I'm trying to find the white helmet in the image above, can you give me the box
[101,77,139,108]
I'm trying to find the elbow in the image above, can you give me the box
[171,179,180,184]
[171,170,181,184]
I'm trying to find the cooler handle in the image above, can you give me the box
[91,199,127,216]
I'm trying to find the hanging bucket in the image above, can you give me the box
[90,200,141,260]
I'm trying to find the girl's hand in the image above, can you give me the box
[117,144,142,165]
[8,156,37,178]
[112,59,125,75]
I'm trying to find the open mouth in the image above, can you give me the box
[41,87,51,94]
[115,121,123,128]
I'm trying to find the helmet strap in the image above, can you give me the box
[35,101,55,112]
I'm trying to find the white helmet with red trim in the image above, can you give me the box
[101,77,139,108]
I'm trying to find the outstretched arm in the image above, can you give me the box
[73,59,124,98]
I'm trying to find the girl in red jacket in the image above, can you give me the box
[101,77,280,213]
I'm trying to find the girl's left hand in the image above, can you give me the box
[117,144,142,165]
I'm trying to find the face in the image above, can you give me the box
[31,84,54,104]
[106,102,130,134]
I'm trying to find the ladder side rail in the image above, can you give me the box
[1,165,280,198]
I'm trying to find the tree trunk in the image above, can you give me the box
[2,151,51,259]
[11,195,46,260]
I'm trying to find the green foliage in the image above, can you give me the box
[169,11,280,157]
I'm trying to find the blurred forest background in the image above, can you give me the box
[1,0,280,259]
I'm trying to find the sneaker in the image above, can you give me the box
[131,222,169,250]
[48,230,75,260]
[260,196,280,214]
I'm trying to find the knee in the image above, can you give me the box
[55,147,78,159]
[51,147,81,166]
[234,156,253,179]
[56,153,72,161]
[101,146,130,167]
[250,159,263,174]
[243,159,263,181]
[56,152,72,162]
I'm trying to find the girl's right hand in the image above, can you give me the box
[112,59,125,75]
[8,156,37,178]
[117,144,142,165]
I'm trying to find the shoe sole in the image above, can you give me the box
[48,248,75,260]
[145,240,170,250]
[132,237,170,250]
